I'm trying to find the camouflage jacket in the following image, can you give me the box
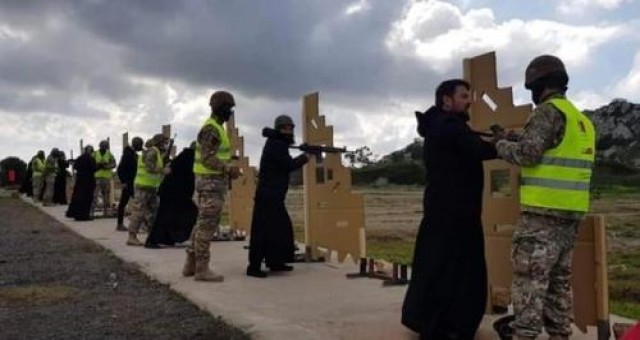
[143,147,165,174]
[197,118,227,174]
[495,93,585,220]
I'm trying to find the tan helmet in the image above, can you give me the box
[524,55,567,89]
[209,91,235,110]
[146,133,167,148]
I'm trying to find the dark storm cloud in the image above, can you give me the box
[64,0,435,100]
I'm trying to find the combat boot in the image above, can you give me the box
[126,232,143,246]
[194,260,224,282]
[182,252,196,277]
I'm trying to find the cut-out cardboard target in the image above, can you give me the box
[301,92,365,263]
[227,115,258,234]
[464,52,609,337]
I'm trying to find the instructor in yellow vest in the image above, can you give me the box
[182,90,240,282]
[30,150,46,203]
[493,55,595,339]
[93,140,116,216]
[126,134,168,246]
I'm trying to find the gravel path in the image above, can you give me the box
[0,196,249,340]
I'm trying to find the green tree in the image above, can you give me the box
[344,146,375,168]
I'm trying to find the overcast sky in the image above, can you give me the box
[1,0,639,165]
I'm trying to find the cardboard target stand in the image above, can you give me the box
[225,93,366,262]
[227,115,258,236]
[465,52,609,338]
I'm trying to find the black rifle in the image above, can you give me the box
[290,144,349,162]
[163,134,176,164]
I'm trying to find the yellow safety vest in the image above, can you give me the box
[94,150,114,179]
[520,98,596,212]
[193,117,231,175]
[31,157,44,178]
[134,147,163,189]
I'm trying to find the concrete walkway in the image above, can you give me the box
[21,195,635,339]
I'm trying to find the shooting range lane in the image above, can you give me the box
[21,196,629,340]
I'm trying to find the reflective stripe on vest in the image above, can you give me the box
[31,157,44,178]
[134,147,163,189]
[193,117,231,175]
[520,98,596,212]
[94,150,114,179]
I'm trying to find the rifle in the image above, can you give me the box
[163,133,177,164]
[290,144,349,162]
[473,124,520,141]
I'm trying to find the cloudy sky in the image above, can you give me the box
[1,0,639,165]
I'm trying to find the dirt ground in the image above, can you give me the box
[286,186,640,248]
[285,186,423,240]
[286,185,640,318]
[0,196,248,340]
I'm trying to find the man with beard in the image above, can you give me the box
[401,79,497,339]
[182,91,241,282]
[126,134,168,246]
[42,148,60,206]
[246,115,309,278]
[66,145,97,221]
[493,55,595,340]
[116,136,143,231]
[93,140,116,216]
[53,151,70,205]
[29,150,45,202]
[145,144,198,248]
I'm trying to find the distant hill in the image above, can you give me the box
[585,99,640,170]
[351,99,640,186]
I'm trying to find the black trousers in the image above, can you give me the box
[116,183,134,225]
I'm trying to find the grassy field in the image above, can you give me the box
[279,184,640,319]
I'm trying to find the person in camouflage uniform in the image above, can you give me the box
[42,148,60,206]
[182,90,240,282]
[30,150,46,203]
[93,140,116,216]
[126,134,168,246]
[493,55,596,340]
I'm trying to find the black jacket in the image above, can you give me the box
[254,128,308,201]
[402,106,497,338]
[117,146,137,185]
[418,106,496,219]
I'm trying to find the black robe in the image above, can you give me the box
[248,128,308,268]
[53,158,69,205]
[146,148,198,246]
[66,154,97,220]
[401,106,496,339]
[19,161,33,197]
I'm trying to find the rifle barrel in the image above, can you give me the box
[290,145,349,153]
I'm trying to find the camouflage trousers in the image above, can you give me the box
[187,175,227,262]
[42,175,56,205]
[511,212,580,338]
[93,178,111,210]
[32,176,43,202]
[128,187,159,234]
